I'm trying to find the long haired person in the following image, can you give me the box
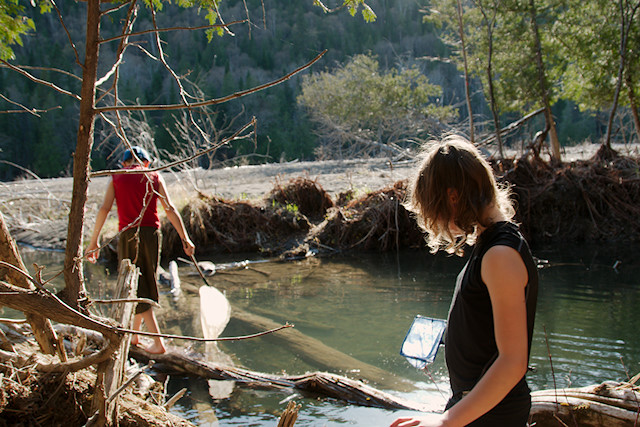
[391,136,538,426]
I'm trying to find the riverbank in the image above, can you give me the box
[1,141,639,252]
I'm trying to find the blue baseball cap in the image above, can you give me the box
[122,146,152,163]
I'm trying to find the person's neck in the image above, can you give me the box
[477,204,507,235]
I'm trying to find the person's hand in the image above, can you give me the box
[389,413,448,427]
[182,237,195,257]
[86,242,100,264]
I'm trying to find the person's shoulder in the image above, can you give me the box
[481,244,528,289]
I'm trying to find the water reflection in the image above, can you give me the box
[13,243,640,426]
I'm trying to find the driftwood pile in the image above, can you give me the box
[501,147,640,244]
[161,194,311,257]
[161,178,424,259]
[267,176,334,220]
[530,379,640,426]
[313,180,424,251]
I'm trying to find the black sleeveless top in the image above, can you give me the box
[444,221,538,397]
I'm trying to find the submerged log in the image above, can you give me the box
[530,381,640,426]
[230,306,412,391]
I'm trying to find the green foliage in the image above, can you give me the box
[315,0,377,22]
[298,53,454,155]
[0,0,43,60]
[552,0,635,112]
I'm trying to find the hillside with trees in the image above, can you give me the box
[4,0,637,180]
[0,0,447,178]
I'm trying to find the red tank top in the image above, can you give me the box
[112,165,161,231]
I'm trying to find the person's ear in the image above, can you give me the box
[447,188,459,208]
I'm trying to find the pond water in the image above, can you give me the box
[14,242,640,426]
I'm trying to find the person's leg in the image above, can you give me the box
[139,308,166,354]
[131,314,143,345]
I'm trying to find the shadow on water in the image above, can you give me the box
[13,242,640,426]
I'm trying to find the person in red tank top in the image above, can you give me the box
[86,146,195,354]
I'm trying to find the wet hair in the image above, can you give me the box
[405,135,514,256]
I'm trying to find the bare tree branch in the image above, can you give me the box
[95,1,137,88]
[0,60,80,101]
[98,19,247,44]
[50,0,81,66]
[92,117,254,177]
[0,64,82,81]
[100,0,134,17]
[0,94,62,116]
[95,50,326,113]
[150,4,209,144]
[0,264,292,344]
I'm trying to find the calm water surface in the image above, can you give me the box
[15,243,640,426]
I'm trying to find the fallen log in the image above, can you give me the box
[530,381,640,426]
[129,345,427,411]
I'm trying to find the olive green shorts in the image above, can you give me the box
[118,227,161,314]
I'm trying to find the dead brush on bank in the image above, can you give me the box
[267,177,334,221]
[500,149,640,243]
[161,194,311,258]
[0,324,94,426]
[313,181,424,252]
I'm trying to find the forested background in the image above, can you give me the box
[0,0,637,179]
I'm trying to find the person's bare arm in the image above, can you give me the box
[157,175,195,256]
[86,181,116,263]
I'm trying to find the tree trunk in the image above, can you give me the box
[529,0,561,161]
[63,0,101,309]
[481,6,503,157]
[626,76,640,142]
[605,1,628,149]
[456,0,475,143]
[0,210,58,356]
